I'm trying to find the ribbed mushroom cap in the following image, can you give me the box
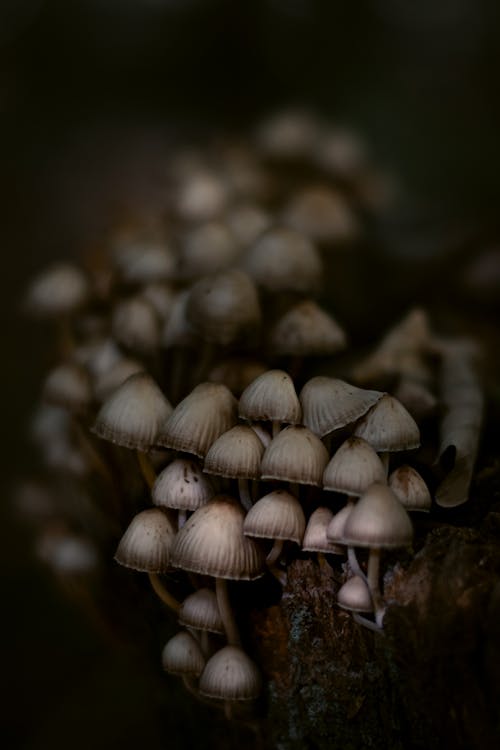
[208,358,268,397]
[323,437,387,496]
[337,575,373,613]
[342,482,413,549]
[113,240,175,284]
[270,301,346,356]
[25,263,89,317]
[178,221,239,280]
[186,269,261,346]
[239,370,302,425]
[389,465,432,512]
[302,507,343,553]
[158,383,238,458]
[199,646,261,701]
[282,186,358,243]
[153,458,215,511]
[93,372,172,451]
[242,227,322,294]
[326,504,352,544]
[300,377,383,438]
[261,425,329,486]
[43,363,92,413]
[161,631,206,676]
[94,358,145,402]
[243,490,306,544]
[226,204,272,246]
[178,588,224,634]
[204,425,264,480]
[353,395,420,453]
[111,296,160,353]
[115,508,176,572]
[170,495,265,580]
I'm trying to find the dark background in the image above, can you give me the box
[2,1,500,748]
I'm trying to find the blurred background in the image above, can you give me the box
[2,1,500,748]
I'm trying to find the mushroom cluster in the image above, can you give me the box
[21,111,482,720]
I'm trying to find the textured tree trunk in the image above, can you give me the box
[248,517,500,750]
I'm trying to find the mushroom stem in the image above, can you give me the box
[289,482,300,499]
[238,477,252,511]
[137,450,157,490]
[380,452,390,478]
[216,578,241,647]
[367,548,385,625]
[352,612,384,633]
[178,509,187,529]
[200,630,211,658]
[266,538,284,567]
[148,572,180,613]
[272,420,281,439]
[347,546,367,582]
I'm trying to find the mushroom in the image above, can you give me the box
[199,645,261,702]
[261,425,329,496]
[178,221,239,281]
[161,630,207,699]
[269,300,347,360]
[282,185,358,244]
[112,238,175,285]
[111,296,161,354]
[302,507,344,567]
[43,363,92,416]
[152,458,215,527]
[239,369,302,438]
[389,465,432,512]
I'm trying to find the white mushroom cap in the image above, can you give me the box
[175,170,229,222]
[336,575,373,613]
[302,507,343,554]
[389,465,432,512]
[114,508,176,573]
[199,646,261,700]
[242,227,322,294]
[243,489,306,545]
[178,221,239,280]
[204,425,265,480]
[300,377,383,438]
[326,504,353,544]
[43,363,92,414]
[153,458,215,511]
[342,482,413,549]
[353,395,420,453]
[93,372,172,451]
[170,495,265,580]
[178,588,224,634]
[158,382,238,458]
[161,631,206,676]
[25,263,89,317]
[261,425,329,487]
[270,301,346,357]
[323,437,386,496]
[112,296,160,354]
[239,369,302,425]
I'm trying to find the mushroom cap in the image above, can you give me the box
[43,363,92,414]
[239,369,302,425]
[186,269,261,346]
[261,425,329,486]
[243,489,306,544]
[111,296,160,353]
[336,575,373,613]
[204,425,265,480]
[199,646,261,701]
[300,377,383,438]
[389,465,432,512]
[114,508,176,572]
[178,588,224,634]
[302,507,344,554]
[25,263,89,317]
[242,227,322,295]
[73,337,122,378]
[157,382,238,458]
[113,240,175,284]
[161,631,206,677]
[342,482,413,549]
[93,372,172,451]
[175,170,228,222]
[208,358,268,398]
[282,185,358,244]
[226,203,272,246]
[326,504,353,544]
[323,437,387,496]
[353,394,420,453]
[178,221,239,280]
[170,495,265,580]
[270,301,346,356]
[152,458,215,511]
[140,283,176,322]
